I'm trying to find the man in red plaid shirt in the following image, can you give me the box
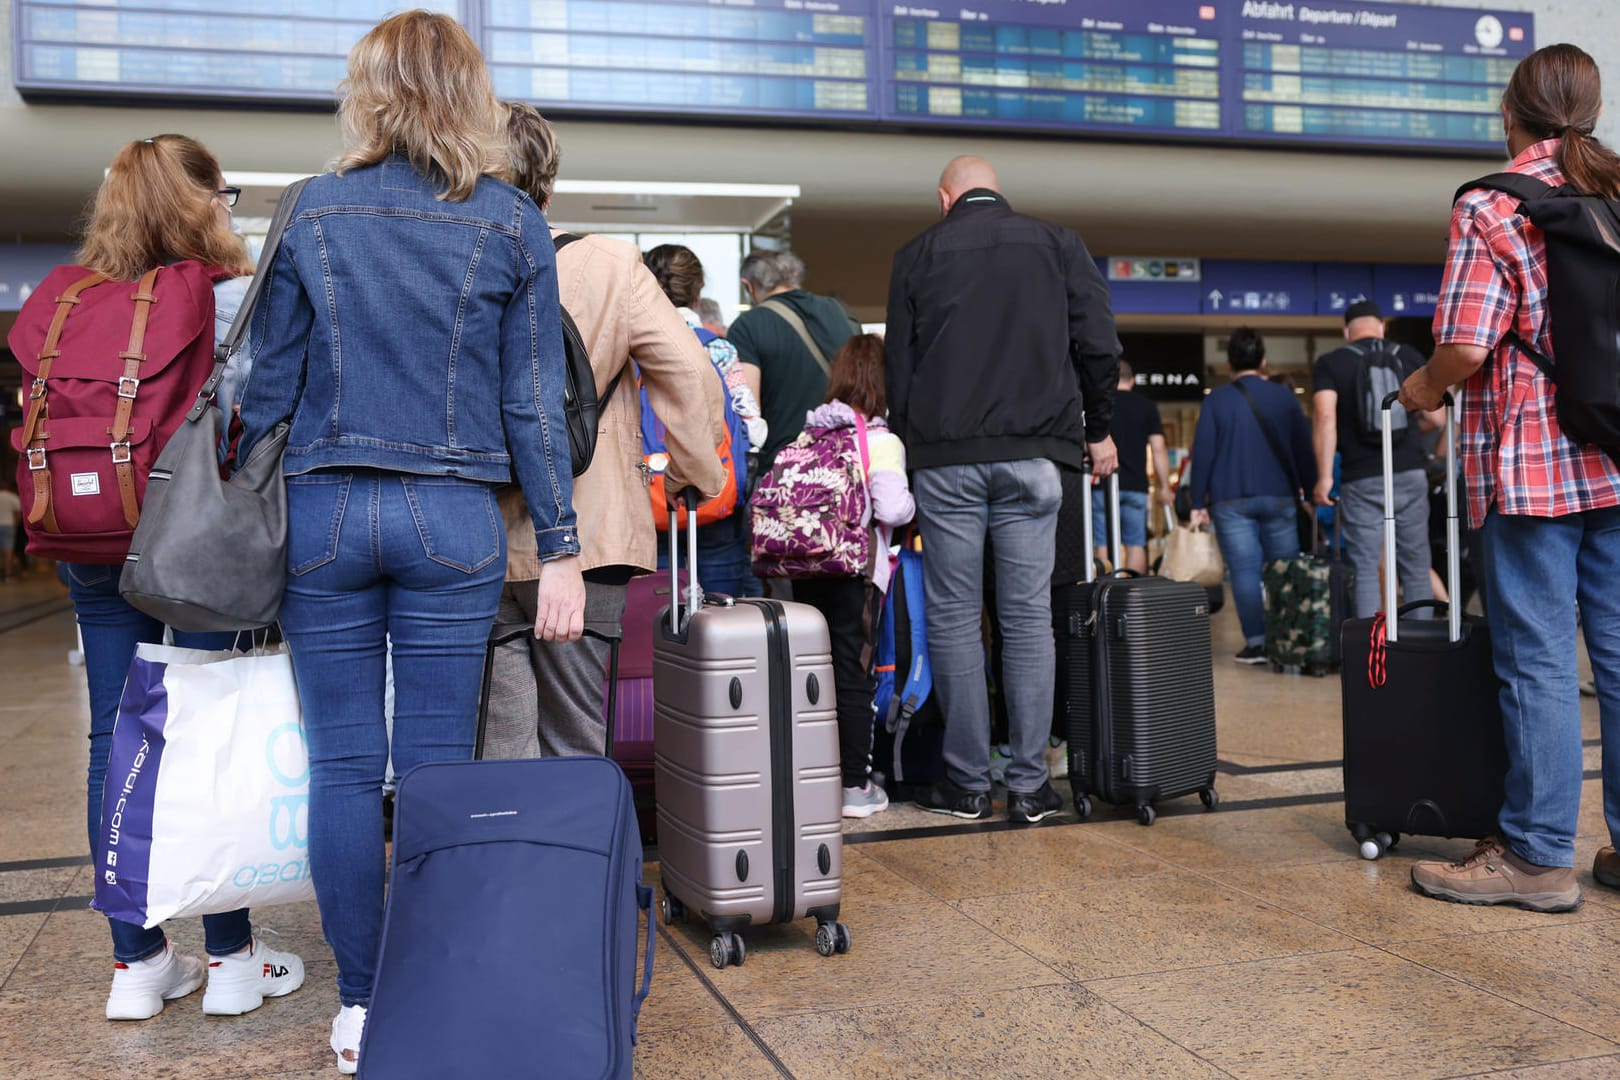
[1401,44,1620,912]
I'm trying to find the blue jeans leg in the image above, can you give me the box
[1576,509,1620,849]
[279,473,504,1006]
[1211,496,1300,647]
[916,459,1060,794]
[65,564,253,962]
[1479,510,1584,867]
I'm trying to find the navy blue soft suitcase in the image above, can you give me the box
[359,757,655,1078]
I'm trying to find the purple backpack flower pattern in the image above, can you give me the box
[751,413,873,579]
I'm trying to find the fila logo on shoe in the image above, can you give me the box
[264,963,291,979]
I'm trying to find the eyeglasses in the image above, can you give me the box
[216,187,241,208]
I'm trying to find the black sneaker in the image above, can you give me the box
[1234,645,1268,665]
[917,778,992,820]
[1008,781,1064,825]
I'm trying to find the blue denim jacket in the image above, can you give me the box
[236,158,578,561]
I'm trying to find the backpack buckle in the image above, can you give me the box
[110,441,132,465]
[117,376,140,399]
[30,378,46,400]
[26,448,46,471]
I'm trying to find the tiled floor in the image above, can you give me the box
[4,570,1620,1079]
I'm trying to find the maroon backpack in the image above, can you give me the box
[8,262,225,564]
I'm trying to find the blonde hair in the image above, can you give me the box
[335,10,500,202]
[502,101,561,208]
[76,134,252,283]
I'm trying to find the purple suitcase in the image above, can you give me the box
[653,503,850,969]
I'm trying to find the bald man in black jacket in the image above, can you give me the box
[884,155,1121,824]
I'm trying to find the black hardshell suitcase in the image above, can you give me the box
[653,499,851,969]
[1060,475,1219,825]
[1341,393,1506,859]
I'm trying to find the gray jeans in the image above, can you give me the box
[914,459,1062,794]
[481,578,627,759]
[1338,469,1434,619]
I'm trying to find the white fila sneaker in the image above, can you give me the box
[202,937,306,1016]
[106,941,204,1021]
[331,1004,367,1075]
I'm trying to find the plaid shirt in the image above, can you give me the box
[1435,138,1620,529]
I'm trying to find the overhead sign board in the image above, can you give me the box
[14,1,1533,155]
[1200,259,1310,315]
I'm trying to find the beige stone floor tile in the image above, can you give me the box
[1453,1057,1620,1079]
[0,866,78,904]
[856,821,1170,901]
[1393,921,1620,1042]
[956,869,1359,982]
[639,925,734,1035]
[1089,799,1356,871]
[753,982,1227,1080]
[632,1021,778,1079]
[0,913,48,987]
[654,848,1066,1020]
[1210,853,1620,947]
[1089,947,1618,1080]
[0,959,339,1080]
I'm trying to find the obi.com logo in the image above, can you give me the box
[103,736,152,886]
[233,722,311,889]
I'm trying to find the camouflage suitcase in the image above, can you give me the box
[1262,547,1352,677]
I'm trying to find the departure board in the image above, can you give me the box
[12,0,1534,155]
[885,0,1222,135]
[1237,1,1534,150]
[484,0,879,119]
[14,0,458,101]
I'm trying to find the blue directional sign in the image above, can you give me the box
[1373,263,1444,318]
[1200,260,1312,316]
[1315,263,1375,318]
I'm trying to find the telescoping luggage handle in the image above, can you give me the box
[1380,389,1460,644]
[1079,467,1125,583]
[667,487,704,634]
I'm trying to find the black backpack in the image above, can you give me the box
[553,234,625,476]
[1349,339,1410,438]
[1460,173,1620,463]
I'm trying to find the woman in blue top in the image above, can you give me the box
[235,12,583,1072]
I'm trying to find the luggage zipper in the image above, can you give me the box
[753,599,796,926]
[1093,581,1115,801]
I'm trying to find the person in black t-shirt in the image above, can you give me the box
[1093,360,1173,573]
[1311,300,1441,618]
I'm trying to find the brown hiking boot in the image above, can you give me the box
[1410,837,1582,913]
[1594,847,1620,889]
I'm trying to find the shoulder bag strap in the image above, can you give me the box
[21,269,107,531]
[1232,378,1300,494]
[109,266,163,527]
[759,297,831,376]
[551,230,629,415]
[189,176,312,422]
[1456,171,1555,207]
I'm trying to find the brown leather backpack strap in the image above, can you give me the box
[22,270,107,531]
[110,267,161,528]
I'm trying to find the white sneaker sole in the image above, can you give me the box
[106,970,204,1021]
[842,802,889,819]
[202,967,306,1016]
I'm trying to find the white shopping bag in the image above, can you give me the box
[94,642,313,928]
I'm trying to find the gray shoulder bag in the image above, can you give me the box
[119,178,311,631]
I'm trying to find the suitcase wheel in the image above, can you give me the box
[1074,794,1094,820]
[1200,788,1220,812]
[661,891,687,926]
[1136,805,1157,827]
[814,921,852,957]
[1351,828,1397,861]
[710,931,745,969]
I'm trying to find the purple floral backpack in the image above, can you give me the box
[751,413,873,578]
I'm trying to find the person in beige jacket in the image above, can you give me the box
[483,103,727,759]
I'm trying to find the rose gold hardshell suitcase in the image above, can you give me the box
[653,504,851,969]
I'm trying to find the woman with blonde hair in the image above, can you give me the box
[9,134,307,1021]
[234,12,583,1071]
